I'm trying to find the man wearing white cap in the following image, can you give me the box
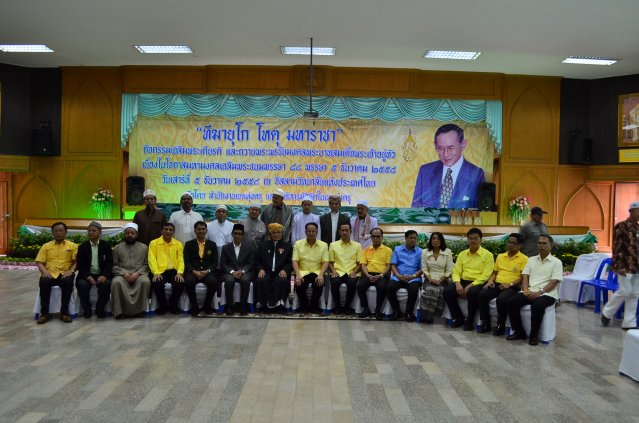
[111,223,151,319]
[261,188,293,242]
[291,196,321,245]
[350,200,378,249]
[169,192,204,245]
[133,189,167,245]
[239,203,266,246]
[207,204,234,267]
[601,201,639,330]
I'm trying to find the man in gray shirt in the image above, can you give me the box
[519,206,548,257]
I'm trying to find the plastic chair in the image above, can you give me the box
[577,258,616,313]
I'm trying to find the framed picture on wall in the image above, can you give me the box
[618,93,639,147]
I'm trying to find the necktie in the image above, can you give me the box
[440,168,453,208]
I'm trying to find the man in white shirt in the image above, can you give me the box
[350,200,378,249]
[207,204,234,268]
[169,192,204,245]
[291,196,321,245]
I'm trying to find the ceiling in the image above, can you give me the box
[1,0,638,80]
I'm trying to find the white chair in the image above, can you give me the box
[76,285,113,315]
[559,253,610,303]
[33,286,77,320]
[180,283,220,312]
[219,282,255,312]
[442,298,481,329]
[619,330,639,382]
[508,303,556,344]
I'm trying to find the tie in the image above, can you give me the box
[440,168,453,208]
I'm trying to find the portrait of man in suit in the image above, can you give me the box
[411,123,485,209]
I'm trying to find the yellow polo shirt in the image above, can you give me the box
[329,239,363,276]
[361,244,392,274]
[35,240,78,278]
[149,237,184,275]
[452,247,495,285]
[292,239,329,277]
[494,251,528,284]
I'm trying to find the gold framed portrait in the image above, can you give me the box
[618,93,639,147]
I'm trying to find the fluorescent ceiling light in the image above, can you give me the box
[134,45,193,54]
[424,50,480,60]
[561,56,617,66]
[0,44,54,53]
[280,46,336,56]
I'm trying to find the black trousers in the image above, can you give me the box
[255,271,287,308]
[39,274,75,315]
[507,293,556,339]
[357,273,388,313]
[223,272,253,308]
[330,274,357,310]
[477,285,521,326]
[151,269,183,313]
[443,279,478,321]
[386,280,422,315]
[76,275,112,315]
[184,272,217,312]
[294,273,323,311]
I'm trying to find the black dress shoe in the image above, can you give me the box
[492,324,505,336]
[478,323,491,333]
[240,306,248,316]
[375,311,384,320]
[388,311,400,321]
[463,322,474,331]
[359,309,371,318]
[506,331,527,341]
[451,318,464,328]
[83,310,92,319]
[422,312,434,324]
[333,307,343,315]
[528,336,539,346]
[155,308,166,316]
[225,308,234,316]
[406,313,416,323]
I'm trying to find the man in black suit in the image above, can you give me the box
[76,221,113,319]
[184,221,218,317]
[319,194,350,246]
[221,223,255,315]
[255,223,293,313]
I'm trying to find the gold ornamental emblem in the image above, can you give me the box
[402,128,417,162]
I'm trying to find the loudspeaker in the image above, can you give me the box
[478,183,496,211]
[570,137,593,164]
[31,127,55,156]
[126,176,145,205]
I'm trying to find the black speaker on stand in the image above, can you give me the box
[126,176,145,205]
[478,183,496,211]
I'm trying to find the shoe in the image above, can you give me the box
[492,324,505,336]
[203,308,215,316]
[37,314,50,325]
[422,312,434,324]
[463,322,474,331]
[155,308,166,316]
[225,308,234,316]
[96,312,106,319]
[528,336,539,346]
[375,311,383,321]
[115,314,125,320]
[345,307,356,316]
[197,311,207,317]
[333,307,343,315]
[310,307,321,315]
[189,308,200,317]
[60,314,72,323]
[478,323,491,334]
[359,309,371,318]
[135,312,146,318]
[622,326,639,330]
[83,310,92,319]
[600,314,610,327]
[506,331,527,341]
[406,313,416,323]
[451,318,464,328]
[240,306,248,316]
[388,311,400,321]
[170,309,181,315]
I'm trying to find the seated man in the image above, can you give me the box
[221,223,255,316]
[76,221,113,319]
[387,230,423,322]
[329,223,362,315]
[507,234,562,346]
[111,223,151,319]
[149,222,185,315]
[184,221,218,317]
[255,223,293,313]
[35,222,78,324]
[292,222,329,314]
[443,227,494,330]
[357,228,392,320]
[477,233,528,335]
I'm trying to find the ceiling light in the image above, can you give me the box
[281,46,336,56]
[562,56,617,66]
[424,50,480,60]
[134,45,193,54]
[0,44,54,53]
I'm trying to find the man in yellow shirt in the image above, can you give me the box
[35,222,78,324]
[329,223,363,315]
[443,227,494,330]
[357,228,392,320]
[292,222,329,314]
[149,222,185,315]
[477,233,528,335]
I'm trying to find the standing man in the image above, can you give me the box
[261,188,293,242]
[292,222,329,314]
[169,192,204,245]
[111,223,151,319]
[357,228,392,320]
[350,200,378,249]
[387,230,423,321]
[507,234,562,345]
[133,189,167,246]
[443,228,494,330]
[519,206,549,257]
[291,196,321,244]
[184,221,218,317]
[221,223,255,316]
[255,223,293,313]
[35,222,78,324]
[207,204,234,269]
[239,203,266,246]
[411,123,485,208]
[329,224,362,315]
[319,194,350,245]
[601,201,639,330]
[148,222,185,315]
[76,221,113,319]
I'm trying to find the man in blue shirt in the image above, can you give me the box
[387,230,423,321]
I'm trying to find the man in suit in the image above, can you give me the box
[254,223,293,313]
[411,123,485,209]
[221,223,255,315]
[183,221,218,317]
[76,221,113,319]
[261,188,294,242]
[320,194,350,245]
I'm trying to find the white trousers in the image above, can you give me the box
[602,273,639,328]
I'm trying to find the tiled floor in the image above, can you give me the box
[1,269,638,423]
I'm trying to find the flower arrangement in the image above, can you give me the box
[506,196,529,225]
[90,188,114,219]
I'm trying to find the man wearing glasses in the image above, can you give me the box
[411,123,485,209]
